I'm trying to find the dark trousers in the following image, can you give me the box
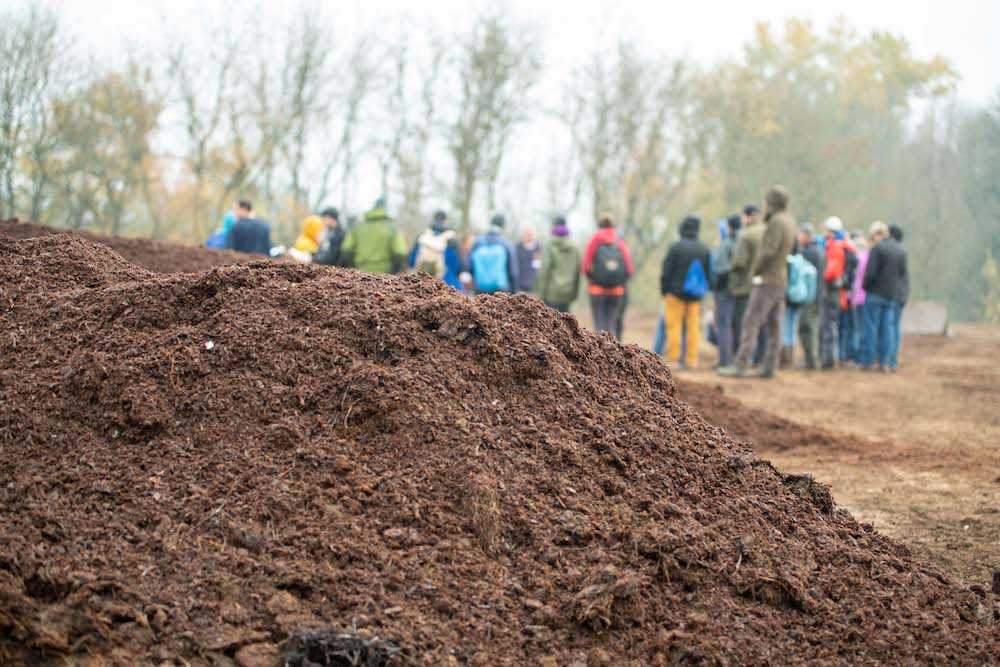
[590,294,625,339]
[819,287,840,367]
[838,306,861,363]
[798,299,820,366]
[714,290,737,367]
[735,284,784,372]
[732,295,749,360]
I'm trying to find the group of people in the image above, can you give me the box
[207,198,638,337]
[655,186,909,377]
[207,188,909,376]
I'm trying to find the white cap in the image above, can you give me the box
[824,216,843,233]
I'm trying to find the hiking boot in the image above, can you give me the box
[717,365,746,378]
[759,368,776,379]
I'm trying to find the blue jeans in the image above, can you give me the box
[864,294,898,368]
[891,301,903,368]
[653,315,666,355]
[838,307,860,362]
[782,304,802,346]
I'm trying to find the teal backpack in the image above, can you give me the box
[472,241,510,293]
[786,254,818,304]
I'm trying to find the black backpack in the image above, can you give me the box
[591,242,628,288]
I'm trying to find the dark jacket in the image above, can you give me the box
[515,241,542,292]
[230,218,272,256]
[863,237,908,302]
[800,239,824,274]
[314,227,346,267]
[660,218,712,301]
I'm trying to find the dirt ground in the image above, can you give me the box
[621,315,1000,588]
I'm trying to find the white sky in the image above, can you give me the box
[31,0,1000,103]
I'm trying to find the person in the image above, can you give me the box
[468,214,518,294]
[229,200,272,256]
[535,216,581,312]
[781,235,820,369]
[514,225,542,293]
[313,207,346,267]
[819,216,850,369]
[847,231,870,365]
[660,216,712,369]
[582,216,633,339]
[862,220,908,372]
[727,204,765,364]
[719,186,797,378]
[290,214,325,262]
[836,231,863,365]
[206,211,236,249]
[712,214,742,367]
[889,224,908,368]
[340,199,408,274]
[409,210,463,289]
[795,223,825,369]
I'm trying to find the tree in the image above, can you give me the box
[446,12,541,232]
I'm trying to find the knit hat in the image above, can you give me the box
[680,215,700,239]
[432,210,448,231]
[489,214,506,234]
[320,207,339,221]
[552,216,569,237]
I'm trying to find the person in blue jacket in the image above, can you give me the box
[467,214,519,294]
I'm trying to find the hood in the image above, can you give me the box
[364,207,392,224]
[766,186,789,212]
[680,216,700,240]
[302,215,324,243]
[550,236,576,251]
[592,227,619,244]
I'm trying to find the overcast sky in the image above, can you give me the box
[31,0,999,104]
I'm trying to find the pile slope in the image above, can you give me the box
[0,219,249,274]
[0,234,997,666]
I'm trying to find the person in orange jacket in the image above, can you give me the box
[819,216,856,369]
[582,216,634,339]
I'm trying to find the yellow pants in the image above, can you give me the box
[664,294,700,368]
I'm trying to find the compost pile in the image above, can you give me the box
[0,233,997,666]
[0,219,249,274]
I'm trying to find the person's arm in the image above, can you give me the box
[751,221,781,278]
[620,239,635,277]
[862,244,881,292]
[703,245,715,290]
[505,240,519,292]
[581,236,598,277]
[340,231,356,268]
[407,239,419,270]
[660,245,676,296]
[535,245,551,298]
[898,249,909,304]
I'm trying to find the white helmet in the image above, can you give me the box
[824,216,844,233]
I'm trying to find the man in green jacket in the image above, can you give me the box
[727,205,765,360]
[535,216,581,312]
[340,199,408,274]
[720,186,797,378]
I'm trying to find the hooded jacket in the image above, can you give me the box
[582,227,634,296]
[468,229,519,293]
[750,208,797,287]
[536,236,581,306]
[728,221,765,298]
[660,217,712,301]
[293,215,324,255]
[340,207,408,274]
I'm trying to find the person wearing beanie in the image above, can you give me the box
[408,210,463,289]
[818,215,856,369]
[582,216,634,339]
[862,220,908,371]
[720,186,797,378]
[795,223,825,369]
[888,224,907,368]
[660,215,712,369]
[339,198,408,274]
[468,213,519,294]
[314,207,346,266]
[514,225,543,293]
[535,216,581,312]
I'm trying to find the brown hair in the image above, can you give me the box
[598,216,615,229]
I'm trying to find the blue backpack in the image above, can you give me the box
[682,258,709,299]
[205,229,229,249]
[472,240,510,293]
[786,253,818,304]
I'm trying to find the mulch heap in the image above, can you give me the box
[0,233,997,667]
[0,219,249,274]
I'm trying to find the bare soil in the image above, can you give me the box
[621,315,1000,590]
[2,232,997,665]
